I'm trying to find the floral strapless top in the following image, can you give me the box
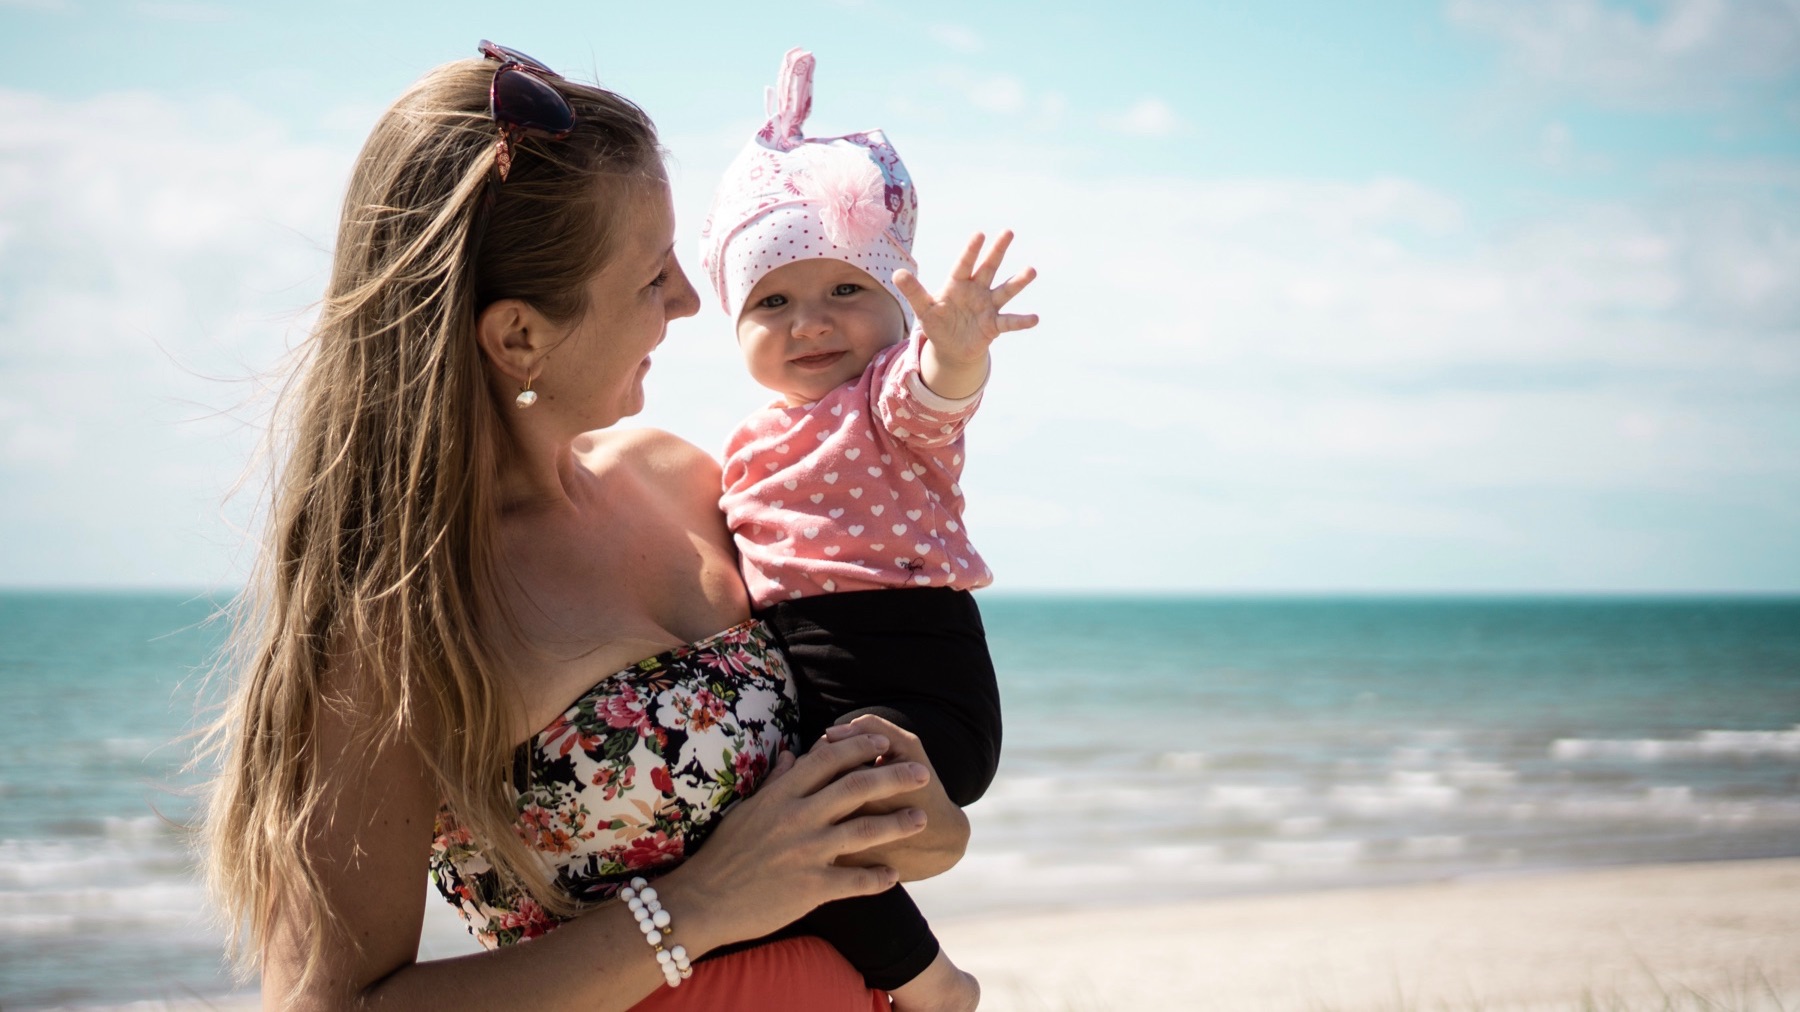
[430,619,800,947]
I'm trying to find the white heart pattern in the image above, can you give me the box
[830,403,843,417]
[891,524,907,535]
[898,469,916,482]
[828,508,845,518]
[912,464,926,475]
[914,542,931,555]
[802,527,819,539]
[783,480,798,491]
[772,500,784,509]
[871,505,885,516]
[880,454,892,464]
[845,448,861,460]
[848,525,865,536]
[823,472,838,484]
[868,467,883,477]
[906,510,922,521]
[776,444,789,453]
[824,546,840,557]
[946,520,959,533]
[870,543,885,551]
[914,575,931,586]
[810,493,824,503]
[823,578,837,591]
[849,488,863,498]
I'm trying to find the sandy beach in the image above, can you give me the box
[88,857,1800,1011]
[939,858,1800,1011]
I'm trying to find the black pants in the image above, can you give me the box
[765,586,1003,991]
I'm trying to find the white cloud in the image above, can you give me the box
[1110,97,1181,137]
[4,78,1798,591]
[1449,0,1800,106]
[0,87,347,587]
[934,68,1029,115]
[929,23,984,54]
[884,136,1800,589]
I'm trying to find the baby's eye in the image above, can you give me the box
[757,293,788,309]
[832,283,862,296]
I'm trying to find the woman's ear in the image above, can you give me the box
[475,298,548,385]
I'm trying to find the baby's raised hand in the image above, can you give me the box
[895,231,1038,400]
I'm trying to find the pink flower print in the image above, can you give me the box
[621,831,684,871]
[497,897,556,940]
[601,685,651,734]
[542,714,603,758]
[591,764,634,801]
[687,689,728,733]
[733,749,769,795]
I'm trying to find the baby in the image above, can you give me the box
[700,48,1037,1011]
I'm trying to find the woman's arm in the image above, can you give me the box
[261,669,931,1012]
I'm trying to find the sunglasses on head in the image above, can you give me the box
[479,40,576,181]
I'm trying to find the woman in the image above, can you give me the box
[203,44,970,1010]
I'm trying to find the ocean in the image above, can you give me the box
[2,592,1797,1007]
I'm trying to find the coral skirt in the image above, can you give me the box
[629,936,889,1011]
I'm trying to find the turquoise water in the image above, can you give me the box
[3,592,1798,1007]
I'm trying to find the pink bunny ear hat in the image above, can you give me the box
[699,48,920,328]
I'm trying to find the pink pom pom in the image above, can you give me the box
[794,149,891,248]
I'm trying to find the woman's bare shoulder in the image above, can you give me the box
[577,427,722,487]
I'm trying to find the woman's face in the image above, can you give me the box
[547,176,700,429]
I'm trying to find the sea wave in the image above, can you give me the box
[1551,726,1800,761]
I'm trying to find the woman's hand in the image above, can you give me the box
[651,729,934,956]
[821,714,972,881]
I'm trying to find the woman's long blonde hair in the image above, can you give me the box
[202,55,660,986]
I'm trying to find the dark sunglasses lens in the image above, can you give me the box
[492,66,575,137]
[479,40,555,75]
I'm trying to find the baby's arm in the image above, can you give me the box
[893,231,1039,401]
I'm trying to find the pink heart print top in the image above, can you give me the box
[721,330,994,610]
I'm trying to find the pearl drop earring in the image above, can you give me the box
[515,375,538,409]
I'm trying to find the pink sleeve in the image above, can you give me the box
[872,333,983,451]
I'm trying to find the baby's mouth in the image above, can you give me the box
[790,351,847,369]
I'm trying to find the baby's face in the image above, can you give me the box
[736,258,907,406]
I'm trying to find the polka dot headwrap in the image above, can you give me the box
[699,47,919,327]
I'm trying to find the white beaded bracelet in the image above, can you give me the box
[620,876,692,987]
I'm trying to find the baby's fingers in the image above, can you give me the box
[996,312,1040,333]
[993,266,1037,309]
[950,232,986,281]
[892,268,936,320]
[974,229,1015,286]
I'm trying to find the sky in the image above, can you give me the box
[1,0,1797,593]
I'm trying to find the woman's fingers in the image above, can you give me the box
[824,862,902,900]
[764,732,891,799]
[829,806,928,857]
[811,756,931,823]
